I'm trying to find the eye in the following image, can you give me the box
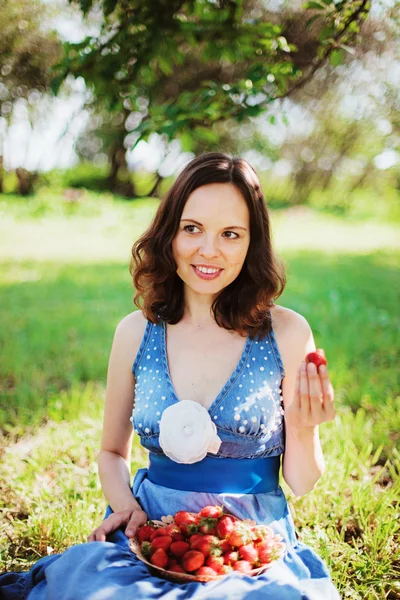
[183,225,200,233]
[223,231,239,239]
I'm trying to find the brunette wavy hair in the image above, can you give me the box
[130,152,286,339]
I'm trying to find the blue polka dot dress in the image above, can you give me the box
[0,319,341,600]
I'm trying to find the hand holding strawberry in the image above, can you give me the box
[284,348,335,431]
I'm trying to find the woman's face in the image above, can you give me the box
[172,182,251,297]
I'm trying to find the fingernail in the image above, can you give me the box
[319,365,327,374]
[126,530,133,536]
[301,362,306,371]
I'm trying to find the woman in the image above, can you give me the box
[0,152,340,599]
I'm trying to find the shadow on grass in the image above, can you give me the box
[0,250,398,438]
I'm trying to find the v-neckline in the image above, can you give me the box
[161,320,253,414]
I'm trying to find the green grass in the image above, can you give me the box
[0,191,399,598]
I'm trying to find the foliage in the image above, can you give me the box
[56,0,371,148]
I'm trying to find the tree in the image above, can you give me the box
[0,0,62,193]
[53,0,371,196]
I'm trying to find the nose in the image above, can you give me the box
[199,233,220,258]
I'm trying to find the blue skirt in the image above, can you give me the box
[0,457,341,600]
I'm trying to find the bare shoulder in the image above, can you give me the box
[270,305,311,339]
[113,309,148,359]
[270,305,314,371]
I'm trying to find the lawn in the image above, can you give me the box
[0,190,399,599]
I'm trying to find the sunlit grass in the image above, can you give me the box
[0,190,399,599]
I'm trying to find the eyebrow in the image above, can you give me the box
[180,219,248,231]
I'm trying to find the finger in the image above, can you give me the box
[300,362,310,414]
[125,511,147,538]
[93,512,130,542]
[319,364,335,419]
[307,362,324,421]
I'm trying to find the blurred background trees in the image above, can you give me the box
[0,0,398,220]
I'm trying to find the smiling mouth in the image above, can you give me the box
[191,265,223,280]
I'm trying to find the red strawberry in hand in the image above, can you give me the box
[305,349,327,368]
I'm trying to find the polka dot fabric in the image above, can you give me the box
[130,319,285,459]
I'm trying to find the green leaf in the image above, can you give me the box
[330,49,344,67]
[306,15,322,28]
[303,1,325,9]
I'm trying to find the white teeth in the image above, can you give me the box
[196,266,219,274]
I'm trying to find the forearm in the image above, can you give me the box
[97,450,141,513]
[282,425,325,497]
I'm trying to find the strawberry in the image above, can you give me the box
[150,535,173,552]
[140,541,153,558]
[174,511,198,526]
[305,349,327,368]
[219,564,233,574]
[137,524,156,543]
[251,525,274,544]
[223,551,239,565]
[182,550,205,572]
[171,532,184,542]
[150,548,168,569]
[168,564,186,573]
[167,557,179,568]
[164,523,181,537]
[195,566,218,576]
[234,560,253,573]
[215,516,236,539]
[219,539,233,553]
[239,542,258,564]
[178,520,199,536]
[256,540,274,563]
[199,505,224,520]
[191,535,222,558]
[189,533,204,547]
[150,527,169,541]
[198,517,217,535]
[227,523,253,547]
[170,541,190,557]
[206,555,224,572]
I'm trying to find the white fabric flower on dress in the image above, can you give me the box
[159,400,222,464]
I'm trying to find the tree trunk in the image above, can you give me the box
[107,121,136,199]
[16,168,36,195]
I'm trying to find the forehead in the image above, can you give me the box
[181,183,249,225]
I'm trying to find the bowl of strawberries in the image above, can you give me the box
[129,505,286,583]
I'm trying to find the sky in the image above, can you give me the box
[2,0,399,175]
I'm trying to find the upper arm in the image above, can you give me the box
[100,310,147,462]
[271,307,316,409]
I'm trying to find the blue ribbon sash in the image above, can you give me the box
[147,452,280,494]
